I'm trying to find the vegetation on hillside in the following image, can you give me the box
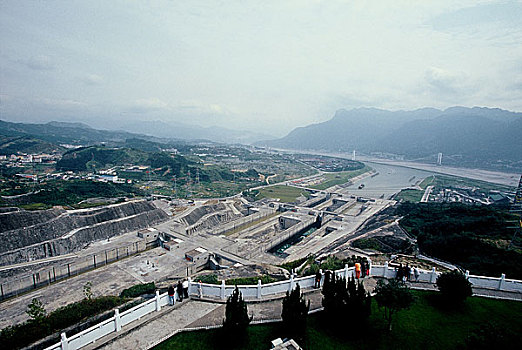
[398,202,522,278]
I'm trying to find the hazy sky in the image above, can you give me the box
[1,0,521,136]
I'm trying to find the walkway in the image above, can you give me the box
[92,290,325,350]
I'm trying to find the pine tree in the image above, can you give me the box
[321,273,371,331]
[281,283,310,336]
[223,286,252,337]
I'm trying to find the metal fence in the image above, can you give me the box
[0,240,148,301]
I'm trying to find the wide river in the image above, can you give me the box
[345,162,434,199]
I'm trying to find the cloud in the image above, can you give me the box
[81,74,104,86]
[19,55,55,71]
[38,97,87,108]
[424,67,463,95]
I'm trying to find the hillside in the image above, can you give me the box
[0,120,165,146]
[56,146,192,174]
[261,107,522,172]
[0,135,64,155]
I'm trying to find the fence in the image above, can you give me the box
[44,262,522,350]
[0,240,148,301]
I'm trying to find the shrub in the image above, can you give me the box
[196,274,219,284]
[119,282,156,298]
[436,270,472,304]
[225,275,277,285]
[0,296,125,349]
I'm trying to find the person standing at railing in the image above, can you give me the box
[361,261,367,278]
[177,280,184,302]
[414,267,420,282]
[315,271,322,288]
[355,262,361,279]
[198,280,203,298]
[182,279,189,299]
[168,285,175,305]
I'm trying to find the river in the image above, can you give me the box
[345,162,434,199]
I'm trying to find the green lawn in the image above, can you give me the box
[309,166,372,190]
[257,185,311,203]
[394,188,423,202]
[419,174,514,192]
[153,291,522,350]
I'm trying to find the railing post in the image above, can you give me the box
[383,262,388,278]
[188,277,192,297]
[221,280,226,300]
[60,332,69,350]
[344,264,349,280]
[499,273,506,290]
[465,270,469,278]
[368,258,372,276]
[430,267,437,283]
[114,308,121,332]
[289,274,294,292]
[155,290,161,312]
[257,279,262,299]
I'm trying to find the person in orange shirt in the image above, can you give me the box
[355,262,361,279]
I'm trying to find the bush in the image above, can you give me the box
[0,296,126,350]
[196,274,219,284]
[225,275,277,285]
[279,257,308,272]
[120,282,156,298]
[436,270,472,304]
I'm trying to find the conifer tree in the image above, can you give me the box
[223,286,252,337]
[282,283,310,335]
[322,273,371,330]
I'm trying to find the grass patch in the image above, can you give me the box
[394,189,423,202]
[309,166,372,190]
[256,185,311,203]
[153,290,522,350]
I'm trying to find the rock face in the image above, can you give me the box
[0,200,169,266]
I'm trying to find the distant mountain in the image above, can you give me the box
[109,119,273,145]
[260,107,522,172]
[0,119,166,146]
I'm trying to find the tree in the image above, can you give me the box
[374,279,413,331]
[322,272,371,330]
[223,286,252,337]
[83,281,93,300]
[436,270,472,304]
[281,283,310,336]
[26,298,47,324]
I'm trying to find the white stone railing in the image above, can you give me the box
[371,262,522,293]
[44,262,522,350]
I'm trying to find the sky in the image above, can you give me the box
[1,0,522,137]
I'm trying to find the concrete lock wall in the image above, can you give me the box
[0,241,148,300]
[45,265,522,350]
